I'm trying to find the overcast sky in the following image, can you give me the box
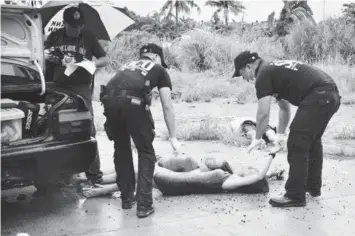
[111,0,352,23]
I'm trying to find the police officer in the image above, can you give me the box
[101,43,181,218]
[232,51,341,207]
[44,6,109,187]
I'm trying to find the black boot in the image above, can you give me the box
[137,205,155,218]
[122,196,136,209]
[269,195,306,207]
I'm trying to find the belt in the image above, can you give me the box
[303,84,339,99]
[313,84,339,94]
[113,89,144,98]
[103,89,145,106]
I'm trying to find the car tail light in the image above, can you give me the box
[52,109,92,140]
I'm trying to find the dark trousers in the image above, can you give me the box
[285,85,341,201]
[85,122,103,183]
[103,98,156,208]
[85,97,103,184]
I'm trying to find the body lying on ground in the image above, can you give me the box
[82,154,284,198]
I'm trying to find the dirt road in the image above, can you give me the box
[2,132,355,236]
[2,99,355,236]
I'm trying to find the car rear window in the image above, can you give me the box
[1,62,40,84]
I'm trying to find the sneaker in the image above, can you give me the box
[122,197,136,209]
[137,205,155,218]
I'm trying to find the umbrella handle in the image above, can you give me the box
[269,153,276,159]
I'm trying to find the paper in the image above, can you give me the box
[75,61,97,75]
[64,61,97,76]
[64,64,78,76]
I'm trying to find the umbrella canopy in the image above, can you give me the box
[39,1,135,41]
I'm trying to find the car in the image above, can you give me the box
[1,2,97,191]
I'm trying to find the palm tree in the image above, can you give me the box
[160,0,201,27]
[205,1,245,25]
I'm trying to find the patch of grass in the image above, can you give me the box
[341,94,355,105]
[167,29,285,74]
[284,17,355,62]
[169,70,256,103]
[313,63,355,99]
[323,145,355,158]
[162,116,250,147]
[333,126,355,140]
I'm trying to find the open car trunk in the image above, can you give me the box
[1,4,93,147]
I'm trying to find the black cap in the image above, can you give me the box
[232,51,260,77]
[140,43,168,68]
[63,7,84,28]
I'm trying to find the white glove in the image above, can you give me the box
[247,138,264,154]
[169,137,181,155]
[270,133,288,154]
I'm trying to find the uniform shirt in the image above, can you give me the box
[106,56,172,94]
[255,60,336,106]
[44,28,106,112]
[45,28,106,87]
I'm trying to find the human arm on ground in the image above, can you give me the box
[82,183,118,198]
[221,154,274,190]
[277,99,291,133]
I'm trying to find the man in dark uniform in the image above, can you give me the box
[101,43,181,218]
[232,51,341,207]
[44,7,110,187]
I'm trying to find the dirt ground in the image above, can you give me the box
[93,97,355,157]
[1,99,354,236]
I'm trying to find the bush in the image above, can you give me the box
[168,70,256,103]
[284,17,355,62]
[105,31,160,72]
[166,29,284,74]
[313,63,355,95]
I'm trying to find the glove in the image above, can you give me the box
[169,137,181,155]
[247,138,264,154]
[270,133,288,154]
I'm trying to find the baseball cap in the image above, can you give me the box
[63,7,84,28]
[232,51,260,77]
[140,43,168,68]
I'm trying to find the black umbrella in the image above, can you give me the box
[39,1,135,41]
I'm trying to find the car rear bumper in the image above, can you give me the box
[1,138,97,187]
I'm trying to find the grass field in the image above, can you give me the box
[92,25,355,159]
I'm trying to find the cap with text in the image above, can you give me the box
[139,43,168,68]
[232,51,260,77]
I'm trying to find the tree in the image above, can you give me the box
[342,3,355,24]
[160,0,201,28]
[274,0,316,37]
[205,1,245,25]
